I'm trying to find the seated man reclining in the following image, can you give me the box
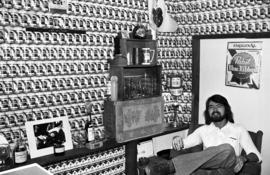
[145,94,262,175]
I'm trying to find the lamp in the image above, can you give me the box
[166,74,183,128]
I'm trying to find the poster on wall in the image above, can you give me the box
[225,41,262,89]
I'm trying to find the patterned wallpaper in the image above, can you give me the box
[0,0,148,146]
[158,0,270,127]
[0,0,269,174]
[0,0,148,174]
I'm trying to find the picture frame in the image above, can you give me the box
[25,117,73,159]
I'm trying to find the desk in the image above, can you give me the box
[125,125,189,175]
[0,163,52,175]
[0,126,189,175]
[1,140,125,175]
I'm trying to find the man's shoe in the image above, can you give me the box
[144,156,175,175]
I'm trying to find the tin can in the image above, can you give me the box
[247,22,255,32]
[252,7,259,19]
[255,22,262,32]
[7,30,18,44]
[234,23,241,33]
[233,0,240,6]
[262,21,269,32]
[6,47,15,60]
[245,8,252,20]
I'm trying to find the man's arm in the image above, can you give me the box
[234,127,261,174]
[239,127,262,162]
[234,153,261,174]
[245,153,259,162]
[172,128,202,150]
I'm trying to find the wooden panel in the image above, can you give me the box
[104,96,165,143]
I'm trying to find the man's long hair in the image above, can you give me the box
[204,94,234,124]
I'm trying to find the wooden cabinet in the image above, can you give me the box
[106,39,164,175]
[110,39,161,101]
[106,39,164,142]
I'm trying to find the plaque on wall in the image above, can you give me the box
[225,41,262,89]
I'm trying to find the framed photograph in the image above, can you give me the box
[25,117,73,159]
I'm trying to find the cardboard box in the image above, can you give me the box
[104,96,165,143]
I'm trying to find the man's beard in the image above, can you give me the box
[209,111,225,122]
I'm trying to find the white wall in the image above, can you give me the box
[199,38,270,175]
[152,130,188,155]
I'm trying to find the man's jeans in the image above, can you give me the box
[172,144,236,175]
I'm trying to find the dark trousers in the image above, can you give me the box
[172,144,236,175]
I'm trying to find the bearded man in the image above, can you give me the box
[145,94,262,175]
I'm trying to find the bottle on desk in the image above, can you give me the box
[85,116,103,149]
[85,102,95,143]
[85,117,95,143]
[13,137,27,164]
[53,143,65,156]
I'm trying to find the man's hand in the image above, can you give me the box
[172,136,184,151]
[234,156,247,173]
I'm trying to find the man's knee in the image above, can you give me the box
[217,144,236,168]
[218,144,235,156]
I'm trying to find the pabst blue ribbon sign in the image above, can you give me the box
[225,42,262,89]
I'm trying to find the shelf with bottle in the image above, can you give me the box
[114,39,157,66]
[84,103,106,150]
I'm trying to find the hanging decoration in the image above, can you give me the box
[149,0,178,32]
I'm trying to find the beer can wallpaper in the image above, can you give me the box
[225,41,262,89]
